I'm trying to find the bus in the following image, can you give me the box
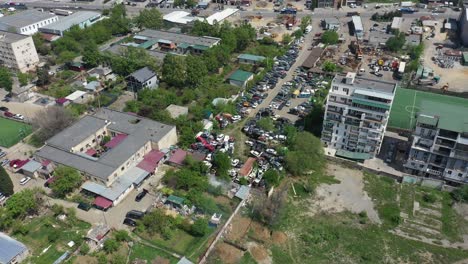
[53,9,73,16]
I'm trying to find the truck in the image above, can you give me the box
[53,9,73,16]
[396,62,405,79]
[280,8,297,14]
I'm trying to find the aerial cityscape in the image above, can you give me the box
[1,0,468,263]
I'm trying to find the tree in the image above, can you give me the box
[257,117,274,131]
[0,167,14,196]
[32,33,50,55]
[82,42,101,68]
[409,43,424,60]
[103,239,119,253]
[250,184,288,227]
[386,31,406,52]
[162,54,187,87]
[114,230,131,242]
[0,67,13,93]
[322,61,337,72]
[141,209,175,239]
[300,15,312,32]
[134,8,163,29]
[213,151,231,179]
[80,243,90,255]
[304,104,324,137]
[293,29,304,39]
[186,55,208,86]
[50,166,82,198]
[17,72,30,86]
[321,30,339,45]
[282,34,292,45]
[48,229,60,242]
[285,132,325,176]
[264,169,282,187]
[36,66,50,86]
[31,106,76,142]
[5,188,41,218]
[191,218,209,236]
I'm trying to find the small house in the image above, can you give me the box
[239,157,256,178]
[87,66,114,81]
[85,224,110,251]
[322,17,340,30]
[0,232,29,264]
[420,16,438,27]
[406,34,421,47]
[65,90,93,104]
[227,70,253,88]
[126,67,158,93]
[237,54,266,65]
[21,160,42,178]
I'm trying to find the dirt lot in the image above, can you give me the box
[308,163,381,224]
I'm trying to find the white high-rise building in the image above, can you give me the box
[0,30,39,73]
[321,72,397,160]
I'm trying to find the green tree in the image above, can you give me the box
[141,209,175,239]
[0,166,14,196]
[32,33,50,55]
[57,51,77,64]
[162,54,187,87]
[285,132,325,175]
[114,230,131,242]
[82,42,101,68]
[322,61,337,72]
[213,151,231,179]
[293,29,304,39]
[0,67,13,92]
[5,188,41,218]
[304,104,324,137]
[80,243,90,255]
[48,229,60,242]
[134,8,163,29]
[386,31,406,52]
[103,239,119,253]
[264,169,282,187]
[321,30,339,45]
[282,34,292,45]
[300,15,312,32]
[191,218,209,236]
[186,55,208,86]
[50,166,82,198]
[36,66,50,86]
[17,72,29,86]
[257,117,274,131]
[409,43,424,60]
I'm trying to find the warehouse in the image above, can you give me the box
[39,11,102,36]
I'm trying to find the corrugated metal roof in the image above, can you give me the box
[235,185,250,200]
[65,90,87,101]
[352,16,363,31]
[228,70,253,82]
[21,160,42,173]
[0,232,28,263]
[205,8,238,25]
[238,53,266,62]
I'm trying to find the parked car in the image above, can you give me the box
[266,148,277,155]
[0,152,5,158]
[231,159,239,167]
[13,114,24,120]
[77,202,92,211]
[123,218,137,227]
[3,111,13,117]
[126,210,145,220]
[0,106,8,111]
[250,150,262,157]
[19,177,31,185]
[135,189,148,202]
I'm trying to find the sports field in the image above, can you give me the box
[388,87,468,130]
[0,117,32,147]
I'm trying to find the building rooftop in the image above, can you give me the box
[204,8,238,25]
[324,17,340,25]
[352,16,363,31]
[238,53,266,62]
[302,47,324,69]
[163,11,197,25]
[0,10,56,28]
[0,232,28,264]
[228,70,253,82]
[419,100,468,133]
[21,160,42,173]
[39,11,101,32]
[166,104,188,119]
[0,30,30,43]
[105,44,167,61]
[391,17,404,29]
[65,90,88,101]
[129,67,156,83]
[406,34,421,46]
[137,29,221,48]
[368,31,391,45]
[334,73,397,94]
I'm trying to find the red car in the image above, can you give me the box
[4,111,13,117]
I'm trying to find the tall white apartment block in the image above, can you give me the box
[0,30,39,72]
[321,72,397,160]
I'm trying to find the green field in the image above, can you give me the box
[0,117,32,147]
[388,87,468,130]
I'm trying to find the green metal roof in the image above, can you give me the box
[192,44,209,51]
[228,70,253,82]
[352,98,390,110]
[335,150,372,160]
[167,195,184,205]
[420,100,468,133]
[178,42,190,49]
[138,39,158,49]
[238,53,266,62]
[417,114,438,126]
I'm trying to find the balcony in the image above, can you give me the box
[345,119,361,126]
[413,136,433,151]
[327,107,343,115]
[435,138,455,148]
[426,168,443,176]
[433,147,451,156]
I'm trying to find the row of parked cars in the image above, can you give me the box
[1,106,24,120]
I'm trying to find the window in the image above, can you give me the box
[419,165,424,168]
[332,86,338,91]
[330,95,336,101]
[343,88,349,95]
[335,130,338,134]
[121,166,125,171]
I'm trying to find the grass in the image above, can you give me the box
[129,243,179,264]
[238,252,257,264]
[0,117,33,147]
[440,192,468,242]
[400,184,415,217]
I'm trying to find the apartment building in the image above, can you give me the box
[0,30,39,72]
[0,10,58,35]
[404,103,468,184]
[321,72,397,160]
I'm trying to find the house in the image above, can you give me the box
[237,54,266,65]
[0,31,40,73]
[38,11,102,37]
[227,70,254,88]
[87,66,113,81]
[301,47,324,69]
[204,8,239,25]
[420,15,438,27]
[21,160,42,178]
[84,81,102,92]
[235,185,250,200]
[126,67,158,93]
[65,90,93,104]
[35,108,178,207]
[0,10,58,35]
[85,224,110,251]
[322,17,340,30]
[0,232,29,264]
[406,34,421,47]
[166,104,188,119]
[165,195,185,209]
[68,62,85,72]
[55,98,71,107]
[239,157,256,177]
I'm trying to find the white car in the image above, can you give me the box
[252,103,258,109]
[216,134,225,141]
[266,148,277,155]
[19,177,31,185]
[245,140,254,147]
[250,150,261,157]
[231,115,241,122]
[14,114,24,120]
[231,159,240,167]
[205,153,213,161]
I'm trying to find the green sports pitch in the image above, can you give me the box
[388,87,468,130]
[0,117,32,148]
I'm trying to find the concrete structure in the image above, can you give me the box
[322,17,340,30]
[406,34,421,46]
[166,104,188,119]
[227,70,254,87]
[391,17,404,30]
[404,101,468,184]
[65,90,93,104]
[126,67,158,92]
[38,11,102,36]
[35,108,177,206]
[321,72,397,159]
[0,10,58,35]
[0,232,29,264]
[301,47,324,69]
[0,30,39,72]
[420,15,438,27]
[460,7,468,46]
[21,160,42,178]
[367,31,391,47]
[163,11,198,25]
[237,53,266,65]
[352,16,364,40]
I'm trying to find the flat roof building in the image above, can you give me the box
[0,232,29,264]
[237,53,266,65]
[352,16,364,40]
[39,11,102,36]
[391,17,404,30]
[0,30,40,72]
[0,10,58,35]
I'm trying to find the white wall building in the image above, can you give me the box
[321,73,397,160]
[0,30,39,72]
[0,10,58,35]
[352,16,364,40]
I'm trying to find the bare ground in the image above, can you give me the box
[307,163,381,224]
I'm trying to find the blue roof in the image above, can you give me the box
[21,160,42,173]
[0,232,28,263]
[235,185,250,200]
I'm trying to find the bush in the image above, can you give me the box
[80,243,90,255]
[0,167,14,196]
[423,193,437,203]
[191,218,209,237]
[48,230,60,242]
[114,230,131,242]
[103,239,119,253]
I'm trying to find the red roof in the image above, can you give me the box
[85,148,97,156]
[137,150,165,172]
[239,157,256,177]
[9,159,29,169]
[55,98,69,105]
[41,160,51,166]
[46,177,56,185]
[104,134,128,149]
[168,149,187,166]
[93,196,113,209]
